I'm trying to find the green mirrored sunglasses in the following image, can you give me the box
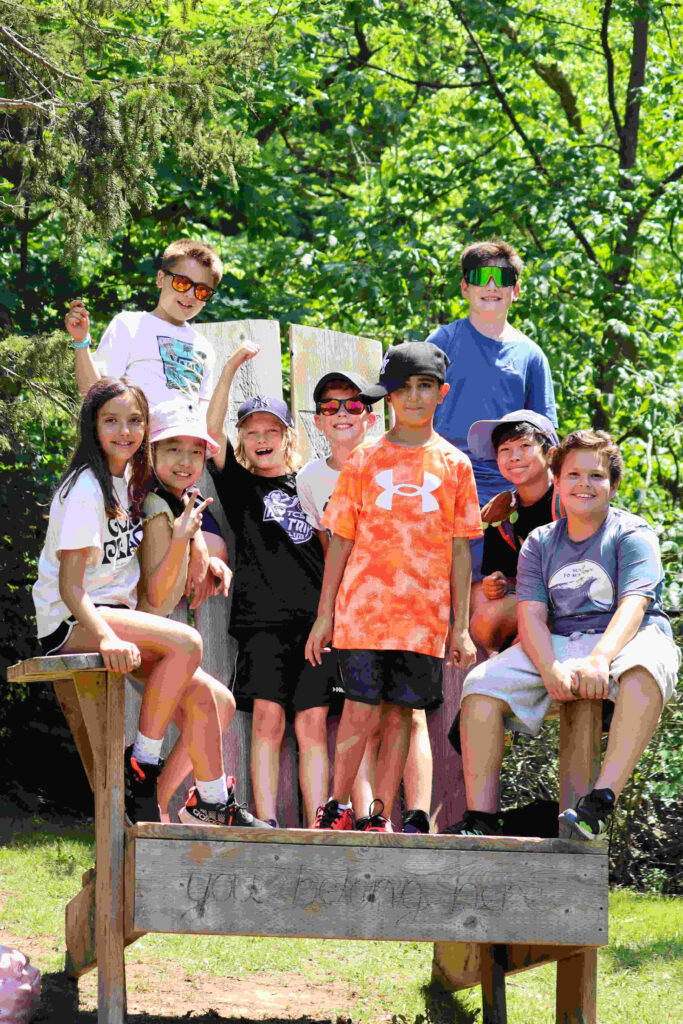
[465,266,517,287]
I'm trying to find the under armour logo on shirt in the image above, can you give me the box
[374,469,441,512]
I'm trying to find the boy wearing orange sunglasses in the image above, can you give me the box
[65,238,222,411]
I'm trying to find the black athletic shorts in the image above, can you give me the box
[231,626,343,714]
[336,648,443,710]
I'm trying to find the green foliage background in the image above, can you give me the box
[0,0,680,875]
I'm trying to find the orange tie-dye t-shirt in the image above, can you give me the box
[322,434,482,657]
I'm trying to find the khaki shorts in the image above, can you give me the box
[461,623,680,737]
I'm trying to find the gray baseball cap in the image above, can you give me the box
[467,410,559,461]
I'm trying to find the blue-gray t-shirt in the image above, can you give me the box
[517,507,672,638]
[427,317,557,495]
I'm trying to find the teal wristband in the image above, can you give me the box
[72,333,92,349]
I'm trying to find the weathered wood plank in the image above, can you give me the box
[94,671,127,1024]
[8,653,104,682]
[432,940,588,992]
[289,323,385,463]
[73,672,108,778]
[128,822,605,854]
[556,947,598,1024]
[54,678,96,792]
[480,944,508,1024]
[131,838,607,945]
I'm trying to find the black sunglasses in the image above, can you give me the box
[161,268,216,303]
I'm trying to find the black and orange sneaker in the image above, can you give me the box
[124,745,163,825]
[179,778,273,828]
[356,799,393,833]
[313,798,355,830]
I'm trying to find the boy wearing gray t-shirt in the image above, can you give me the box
[444,429,680,840]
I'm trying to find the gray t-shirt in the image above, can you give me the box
[517,507,672,638]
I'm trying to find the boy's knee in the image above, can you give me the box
[176,624,203,664]
[294,706,328,744]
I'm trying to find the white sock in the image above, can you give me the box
[336,800,352,810]
[196,775,229,805]
[131,732,163,765]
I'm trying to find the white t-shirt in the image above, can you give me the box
[295,458,341,532]
[93,311,216,407]
[33,469,143,637]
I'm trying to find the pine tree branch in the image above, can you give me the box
[0,23,80,82]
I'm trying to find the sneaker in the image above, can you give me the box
[313,798,355,830]
[356,799,393,833]
[124,745,163,824]
[440,810,504,836]
[402,808,430,834]
[558,787,616,841]
[179,779,273,828]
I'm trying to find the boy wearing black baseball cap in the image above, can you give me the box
[306,342,482,832]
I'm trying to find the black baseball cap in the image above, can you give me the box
[358,342,450,404]
[313,371,371,404]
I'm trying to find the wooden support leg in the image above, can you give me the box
[556,947,597,1024]
[82,670,127,1024]
[480,944,508,1024]
[558,700,602,819]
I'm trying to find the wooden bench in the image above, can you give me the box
[8,653,606,1024]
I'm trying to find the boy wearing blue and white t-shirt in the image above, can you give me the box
[65,239,221,408]
[445,429,680,840]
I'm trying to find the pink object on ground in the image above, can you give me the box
[0,946,40,1023]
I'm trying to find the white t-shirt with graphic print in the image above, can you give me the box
[93,311,216,407]
[33,469,143,637]
[296,458,341,532]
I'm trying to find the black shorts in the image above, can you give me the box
[336,649,443,710]
[232,627,343,714]
[37,604,130,657]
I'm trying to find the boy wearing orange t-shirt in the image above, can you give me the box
[306,342,482,831]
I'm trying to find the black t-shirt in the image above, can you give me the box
[481,485,554,579]
[150,482,223,537]
[208,443,324,630]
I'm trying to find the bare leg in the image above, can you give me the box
[470,594,518,654]
[460,693,511,813]
[294,705,330,826]
[373,703,412,816]
[403,709,432,813]
[351,722,379,817]
[593,667,663,799]
[332,699,382,803]
[158,671,236,819]
[61,608,224,781]
[251,698,286,824]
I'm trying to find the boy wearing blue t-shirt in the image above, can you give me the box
[445,430,680,840]
[427,240,557,582]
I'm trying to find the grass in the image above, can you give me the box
[1,821,682,1022]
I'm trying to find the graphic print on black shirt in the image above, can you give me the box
[263,489,313,544]
[208,443,324,629]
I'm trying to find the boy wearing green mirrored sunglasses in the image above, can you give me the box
[426,238,557,590]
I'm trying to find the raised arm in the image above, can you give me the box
[65,300,101,397]
[206,340,260,470]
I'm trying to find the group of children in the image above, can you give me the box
[32,236,679,842]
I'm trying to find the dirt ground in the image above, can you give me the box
[1,926,398,1024]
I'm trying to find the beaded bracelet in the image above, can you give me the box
[72,334,92,349]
